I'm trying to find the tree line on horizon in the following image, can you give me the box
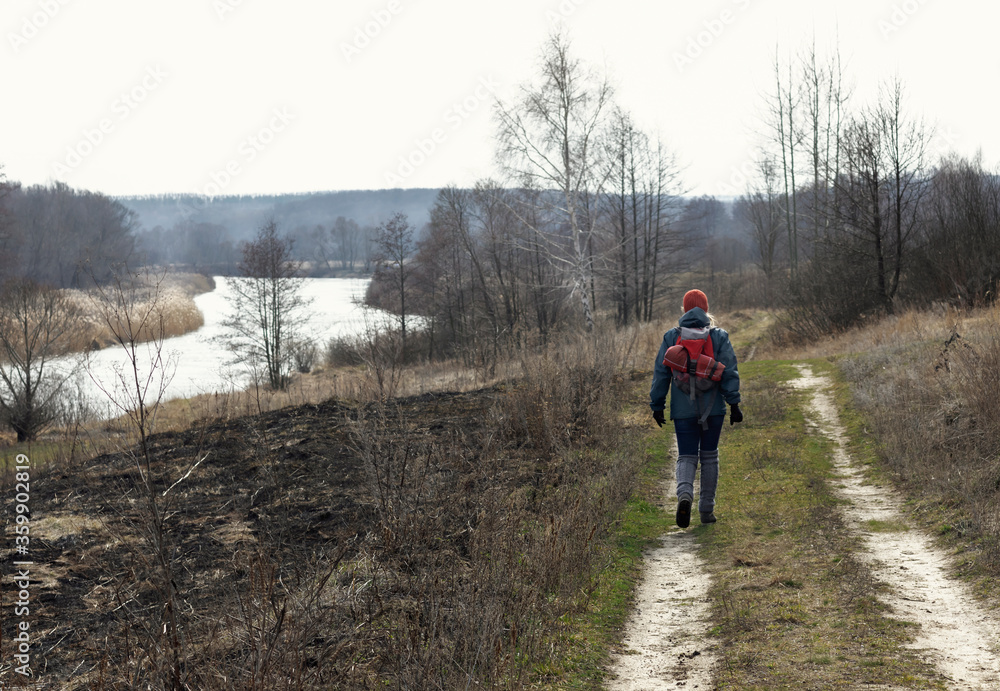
[0,178,135,288]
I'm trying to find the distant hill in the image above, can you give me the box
[118,189,442,239]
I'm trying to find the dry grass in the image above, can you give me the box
[771,301,1000,603]
[757,302,980,361]
[62,272,212,352]
[147,318,651,435]
[0,323,646,689]
[148,355,494,433]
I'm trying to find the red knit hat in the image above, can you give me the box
[683,289,709,313]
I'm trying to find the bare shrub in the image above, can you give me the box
[496,330,634,454]
[290,338,318,374]
[0,278,83,440]
[353,313,405,402]
[193,548,347,691]
[325,334,365,368]
[86,267,191,690]
[329,328,643,688]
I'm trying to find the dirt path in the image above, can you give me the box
[608,364,1000,689]
[792,364,1000,690]
[607,478,718,689]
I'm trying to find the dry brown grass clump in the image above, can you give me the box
[835,304,1000,580]
[62,273,212,352]
[756,303,967,361]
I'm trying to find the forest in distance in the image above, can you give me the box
[0,174,745,285]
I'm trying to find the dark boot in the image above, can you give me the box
[700,511,716,524]
[676,496,692,528]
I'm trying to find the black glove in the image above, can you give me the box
[652,409,665,427]
[730,403,743,425]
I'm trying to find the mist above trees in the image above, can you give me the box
[125,189,440,275]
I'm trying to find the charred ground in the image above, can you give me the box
[6,353,639,689]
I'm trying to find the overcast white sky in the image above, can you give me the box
[3,0,998,199]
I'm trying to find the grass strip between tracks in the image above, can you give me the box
[699,359,945,689]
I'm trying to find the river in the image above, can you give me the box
[74,276,390,417]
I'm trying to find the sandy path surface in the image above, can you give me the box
[606,475,718,690]
[792,364,1000,689]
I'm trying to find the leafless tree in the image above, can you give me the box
[471,180,534,344]
[221,219,310,390]
[87,266,185,689]
[760,39,852,279]
[0,165,18,274]
[738,156,785,290]
[766,47,803,277]
[603,109,685,324]
[800,40,851,243]
[913,153,1000,304]
[333,216,366,271]
[0,279,82,441]
[833,76,931,312]
[494,31,613,331]
[371,211,416,353]
[3,182,135,287]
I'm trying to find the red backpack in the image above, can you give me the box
[662,326,725,427]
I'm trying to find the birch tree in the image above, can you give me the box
[494,32,613,331]
[603,110,684,324]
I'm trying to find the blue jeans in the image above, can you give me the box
[673,415,724,514]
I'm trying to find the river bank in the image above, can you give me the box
[62,272,214,353]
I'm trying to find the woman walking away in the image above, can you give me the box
[649,289,742,528]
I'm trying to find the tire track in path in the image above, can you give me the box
[606,474,717,690]
[792,364,1000,690]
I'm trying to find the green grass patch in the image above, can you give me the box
[0,437,100,472]
[699,359,944,689]
[863,518,910,533]
[530,397,675,689]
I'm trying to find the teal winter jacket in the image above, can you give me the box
[649,307,741,420]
